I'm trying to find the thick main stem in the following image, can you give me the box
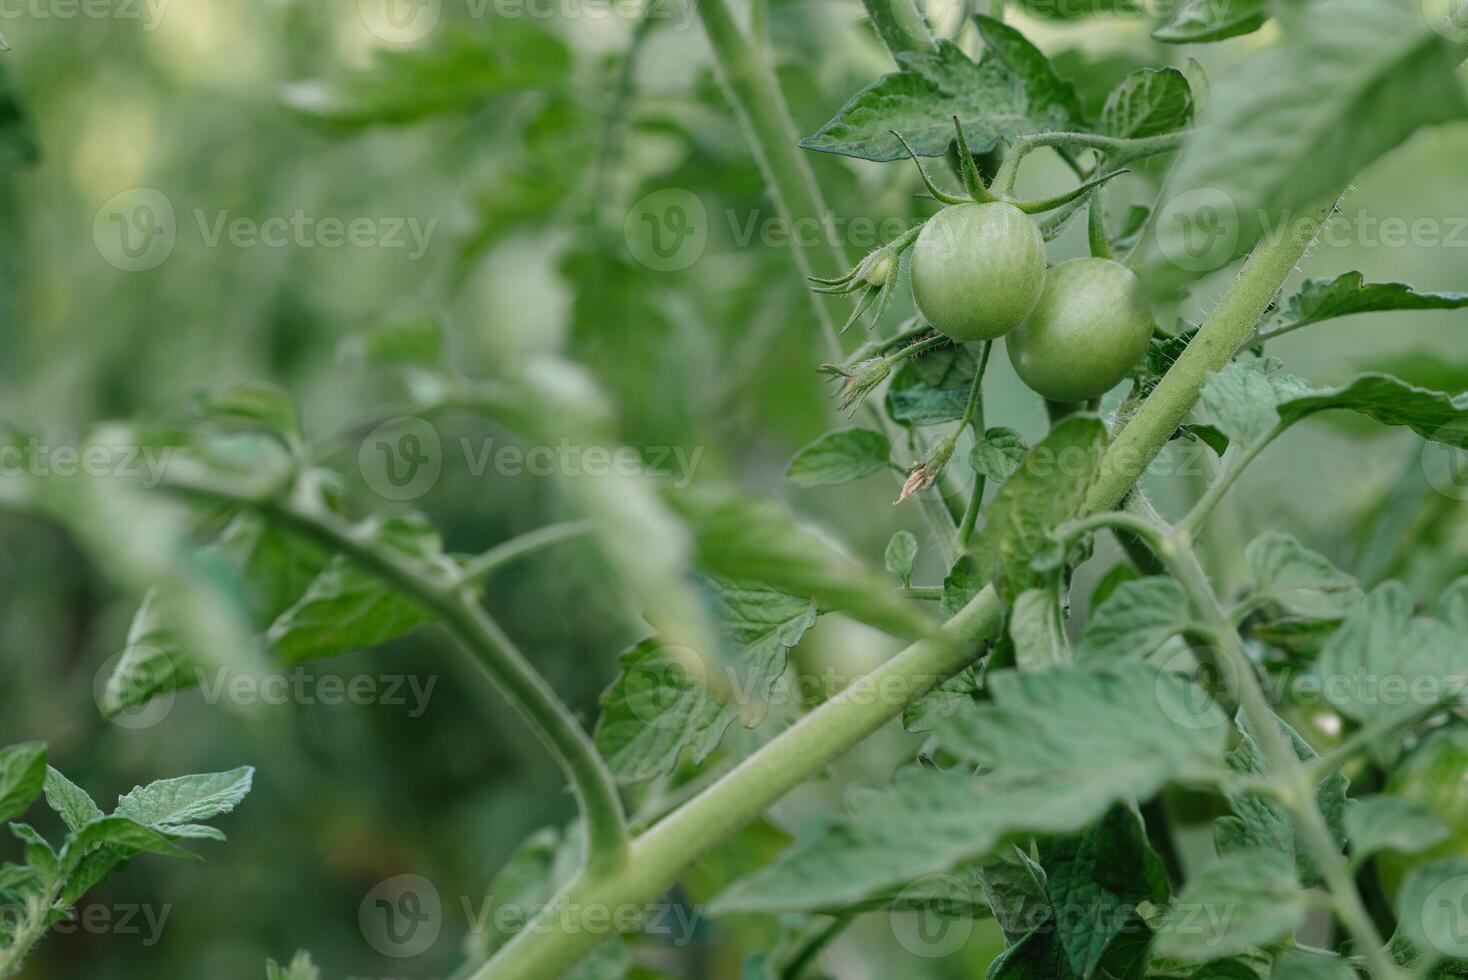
[474,586,1003,980]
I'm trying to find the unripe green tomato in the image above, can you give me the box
[1005,257,1155,403]
[909,202,1047,342]
[1377,728,1468,904]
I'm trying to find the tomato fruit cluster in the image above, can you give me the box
[909,204,1154,402]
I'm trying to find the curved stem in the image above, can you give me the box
[166,481,630,877]
[860,0,935,58]
[1154,525,1402,980]
[477,585,1004,980]
[994,131,1188,196]
[956,341,992,549]
[460,520,594,582]
[1176,422,1285,538]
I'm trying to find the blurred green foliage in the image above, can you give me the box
[0,1,1464,977]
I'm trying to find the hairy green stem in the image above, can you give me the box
[1156,527,1402,980]
[0,880,62,978]
[169,482,631,877]
[994,130,1187,196]
[860,0,934,58]
[956,341,993,549]
[476,586,1003,980]
[1086,198,1338,515]
[1176,422,1285,537]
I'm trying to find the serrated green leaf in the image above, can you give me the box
[114,766,254,835]
[1199,360,1314,445]
[1214,712,1348,888]
[1143,0,1468,297]
[0,744,46,824]
[785,428,891,487]
[885,359,971,426]
[973,416,1108,601]
[43,768,103,834]
[901,664,982,733]
[970,427,1028,483]
[280,26,570,129]
[712,663,1225,915]
[798,21,1078,162]
[1076,577,1192,663]
[885,531,918,588]
[1009,586,1070,672]
[1274,374,1468,446]
[1102,68,1194,140]
[1345,795,1450,869]
[266,951,321,980]
[1043,804,1170,978]
[210,512,331,625]
[1154,850,1304,960]
[1267,272,1468,337]
[670,488,935,641]
[595,582,816,782]
[1318,582,1463,725]
[267,514,443,662]
[1153,0,1268,43]
[59,845,128,906]
[1244,532,1361,621]
[68,817,196,862]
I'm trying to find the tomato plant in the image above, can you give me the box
[2,0,1468,979]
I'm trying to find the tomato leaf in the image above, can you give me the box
[1153,0,1269,43]
[710,663,1226,914]
[1214,712,1349,888]
[1153,850,1305,960]
[1318,582,1464,725]
[1075,576,1193,662]
[1141,0,1468,297]
[1345,795,1450,868]
[798,20,1080,162]
[1101,67,1195,140]
[1266,272,1468,337]
[595,581,816,782]
[785,428,892,487]
[884,530,918,587]
[1244,532,1362,621]
[972,416,1108,601]
[0,743,47,824]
